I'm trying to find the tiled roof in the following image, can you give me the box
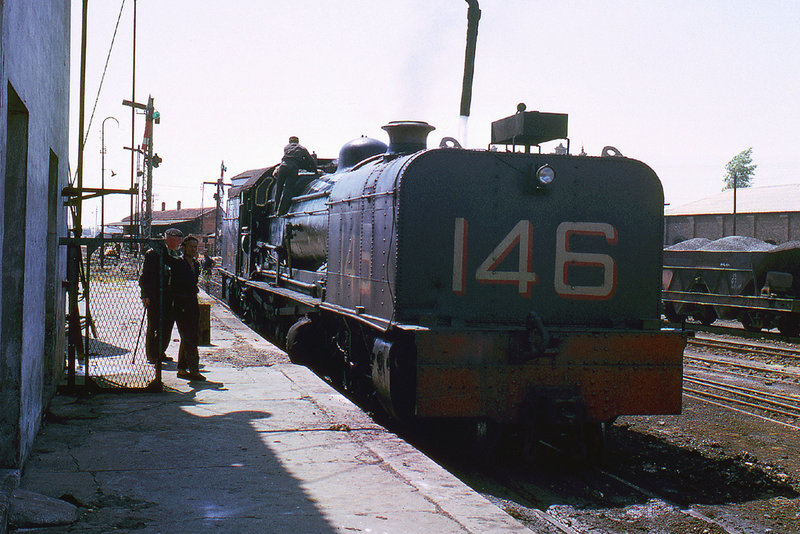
[666,184,800,216]
[231,167,269,185]
[118,206,216,224]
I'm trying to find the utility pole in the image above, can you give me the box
[100,116,119,268]
[123,95,161,239]
[733,179,738,235]
[204,160,228,256]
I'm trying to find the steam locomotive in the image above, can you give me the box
[219,108,687,455]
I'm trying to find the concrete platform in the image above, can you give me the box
[11,300,527,533]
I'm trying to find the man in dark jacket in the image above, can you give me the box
[139,228,183,364]
[173,235,205,381]
[273,135,316,214]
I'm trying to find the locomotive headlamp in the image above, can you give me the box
[536,165,555,186]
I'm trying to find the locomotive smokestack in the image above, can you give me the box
[382,121,436,154]
[381,121,436,154]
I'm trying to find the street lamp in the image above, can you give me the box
[101,116,119,267]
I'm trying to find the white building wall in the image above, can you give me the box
[0,1,70,468]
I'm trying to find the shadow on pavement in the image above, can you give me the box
[15,382,339,532]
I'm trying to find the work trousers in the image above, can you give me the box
[273,162,299,215]
[145,299,175,364]
[174,294,200,373]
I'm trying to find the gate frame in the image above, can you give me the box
[60,235,168,393]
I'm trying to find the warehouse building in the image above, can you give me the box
[665,184,800,246]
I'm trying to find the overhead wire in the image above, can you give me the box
[83,0,127,145]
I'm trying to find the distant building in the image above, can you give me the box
[0,2,70,469]
[112,201,223,253]
[665,184,800,245]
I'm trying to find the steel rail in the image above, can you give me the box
[596,468,743,534]
[684,392,800,432]
[685,361,800,389]
[683,384,800,420]
[689,337,800,360]
[684,376,800,415]
[489,476,584,534]
[533,440,743,533]
[685,353,800,379]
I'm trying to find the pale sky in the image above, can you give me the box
[69,1,800,228]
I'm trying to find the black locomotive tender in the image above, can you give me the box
[663,236,800,335]
[220,109,687,448]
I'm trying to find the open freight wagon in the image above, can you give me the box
[662,236,800,335]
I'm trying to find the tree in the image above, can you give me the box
[723,147,757,190]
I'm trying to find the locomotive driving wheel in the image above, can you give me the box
[286,316,321,365]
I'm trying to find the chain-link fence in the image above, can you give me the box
[65,238,162,390]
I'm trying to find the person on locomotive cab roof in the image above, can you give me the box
[173,235,206,381]
[273,135,316,215]
[139,228,183,365]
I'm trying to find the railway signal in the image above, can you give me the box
[123,95,160,238]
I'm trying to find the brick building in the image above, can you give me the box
[114,201,223,253]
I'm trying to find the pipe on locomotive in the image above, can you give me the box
[459,0,481,147]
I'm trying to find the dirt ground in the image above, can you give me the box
[604,374,800,532]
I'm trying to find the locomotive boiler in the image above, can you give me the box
[220,108,687,456]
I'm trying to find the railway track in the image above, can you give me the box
[689,336,800,361]
[684,375,800,420]
[477,439,749,533]
[685,353,800,382]
[665,318,800,345]
[684,335,800,431]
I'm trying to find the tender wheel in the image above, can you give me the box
[520,423,539,465]
[469,419,500,464]
[741,310,767,332]
[663,302,683,323]
[691,305,717,326]
[778,314,800,337]
[582,422,606,464]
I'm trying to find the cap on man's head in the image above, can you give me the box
[164,228,183,238]
[289,136,299,143]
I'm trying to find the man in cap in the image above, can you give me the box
[273,135,316,214]
[139,228,183,364]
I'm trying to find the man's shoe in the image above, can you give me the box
[176,369,191,379]
[160,355,173,362]
[187,372,206,381]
